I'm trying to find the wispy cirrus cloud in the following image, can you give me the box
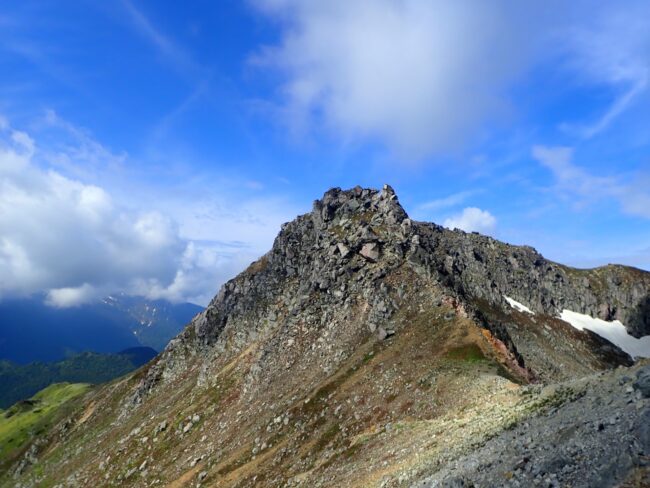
[532,144,650,218]
[559,1,650,138]
[252,0,650,157]
[416,191,476,213]
[37,109,127,180]
[119,0,201,79]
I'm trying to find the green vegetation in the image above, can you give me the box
[315,423,341,451]
[445,344,487,363]
[526,386,584,415]
[0,383,90,463]
[362,350,376,364]
[0,347,155,408]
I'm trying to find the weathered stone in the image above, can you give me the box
[377,327,395,341]
[7,186,650,487]
[360,242,380,262]
[633,365,650,398]
[155,420,168,435]
[337,243,350,258]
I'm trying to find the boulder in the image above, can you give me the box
[360,242,380,262]
[377,327,395,341]
[337,243,350,258]
[633,365,650,398]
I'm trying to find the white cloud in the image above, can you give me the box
[0,132,183,304]
[0,117,298,307]
[561,1,650,138]
[136,242,259,307]
[253,0,533,157]
[253,1,650,155]
[10,129,34,154]
[444,207,496,234]
[532,144,650,218]
[417,191,475,213]
[39,109,127,180]
[45,284,99,308]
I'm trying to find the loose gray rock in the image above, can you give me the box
[633,364,650,398]
[360,242,380,262]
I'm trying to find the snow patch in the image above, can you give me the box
[560,309,650,359]
[504,296,534,315]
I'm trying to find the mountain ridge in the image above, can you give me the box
[0,295,202,364]
[4,185,649,487]
[0,347,157,409]
[136,185,643,401]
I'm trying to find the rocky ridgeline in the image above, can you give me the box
[198,184,411,346]
[412,226,650,338]
[133,185,415,403]
[133,185,649,404]
[6,186,650,488]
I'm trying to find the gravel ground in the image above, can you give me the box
[413,363,650,488]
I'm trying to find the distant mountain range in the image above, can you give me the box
[0,347,157,409]
[0,294,203,364]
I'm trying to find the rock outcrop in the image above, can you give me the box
[5,186,649,488]
[137,185,645,400]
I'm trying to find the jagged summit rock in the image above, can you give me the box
[5,185,650,488]
[311,184,408,229]
[161,185,646,387]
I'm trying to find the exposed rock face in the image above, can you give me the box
[135,185,415,402]
[5,186,649,488]
[411,226,650,338]
[414,363,650,488]
[138,185,646,400]
[360,242,380,262]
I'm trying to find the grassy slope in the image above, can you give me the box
[22,327,621,487]
[4,265,628,487]
[0,383,90,468]
[0,348,156,409]
[10,300,530,487]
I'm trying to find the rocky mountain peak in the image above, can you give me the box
[168,185,649,373]
[311,184,408,232]
[5,185,650,488]
[188,186,414,351]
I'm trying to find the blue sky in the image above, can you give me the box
[0,0,649,306]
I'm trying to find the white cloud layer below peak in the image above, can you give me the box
[0,126,182,305]
[0,118,295,307]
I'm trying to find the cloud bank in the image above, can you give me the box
[0,124,182,305]
[0,119,293,307]
[253,0,650,157]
